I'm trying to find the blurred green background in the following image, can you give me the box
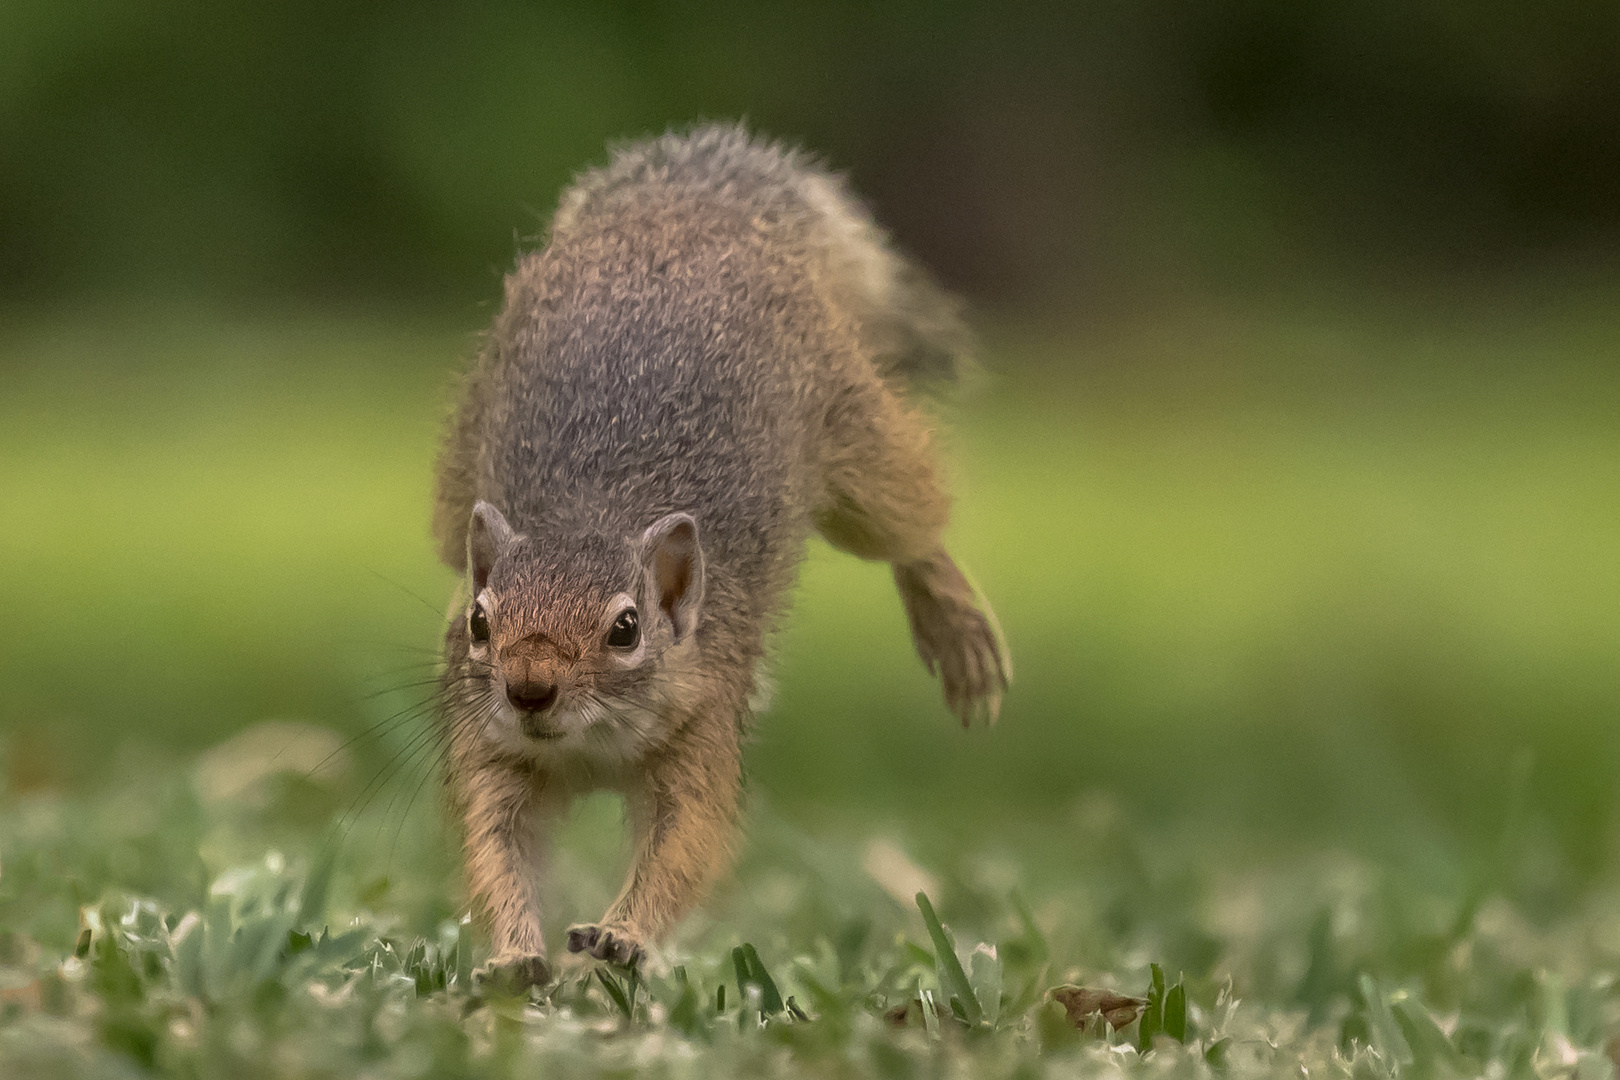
[3,1,1618,890]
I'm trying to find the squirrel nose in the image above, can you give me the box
[506,680,558,713]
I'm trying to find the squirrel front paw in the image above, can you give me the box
[472,952,552,996]
[566,922,644,967]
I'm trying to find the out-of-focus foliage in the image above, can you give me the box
[2,0,1617,307]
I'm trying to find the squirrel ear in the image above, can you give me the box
[468,501,516,593]
[640,512,704,642]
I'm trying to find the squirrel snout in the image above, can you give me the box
[506,679,559,714]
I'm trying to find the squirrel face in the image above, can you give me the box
[446,501,706,762]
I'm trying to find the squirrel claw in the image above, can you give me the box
[472,952,552,996]
[567,922,645,968]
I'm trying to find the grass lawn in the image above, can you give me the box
[2,293,1619,1076]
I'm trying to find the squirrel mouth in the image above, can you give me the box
[519,714,565,740]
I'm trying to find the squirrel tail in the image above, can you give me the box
[792,158,976,393]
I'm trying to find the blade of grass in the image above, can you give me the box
[1393,997,1467,1073]
[595,968,632,1021]
[740,943,784,1016]
[1358,974,1413,1069]
[916,892,982,1027]
[298,848,335,930]
[731,946,750,1010]
[1164,978,1187,1042]
[920,987,941,1039]
[969,944,1002,1028]
[1137,964,1166,1051]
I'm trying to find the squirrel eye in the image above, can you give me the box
[469,601,490,644]
[606,607,639,649]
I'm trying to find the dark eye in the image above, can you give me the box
[606,607,639,649]
[469,600,490,644]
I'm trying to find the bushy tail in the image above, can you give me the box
[792,161,976,393]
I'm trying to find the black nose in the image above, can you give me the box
[507,680,558,713]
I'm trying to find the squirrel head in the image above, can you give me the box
[447,500,706,755]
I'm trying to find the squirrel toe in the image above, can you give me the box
[567,923,645,968]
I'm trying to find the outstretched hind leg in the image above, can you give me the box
[893,550,1008,725]
[816,373,1010,724]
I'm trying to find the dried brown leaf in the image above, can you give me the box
[1048,985,1147,1029]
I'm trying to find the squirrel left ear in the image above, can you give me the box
[468,501,517,593]
[640,512,704,641]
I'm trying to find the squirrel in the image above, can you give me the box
[432,124,1009,993]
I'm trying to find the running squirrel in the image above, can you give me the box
[433,125,1009,993]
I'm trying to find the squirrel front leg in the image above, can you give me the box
[458,759,552,992]
[567,709,743,967]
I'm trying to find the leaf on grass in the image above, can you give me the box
[1048,985,1147,1029]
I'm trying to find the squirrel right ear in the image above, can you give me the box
[640,512,705,642]
[468,501,517,593]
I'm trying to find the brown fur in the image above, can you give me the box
[432,125,1008,990]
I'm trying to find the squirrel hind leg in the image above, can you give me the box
[893,550,1010,726]
[813,374,1009,724]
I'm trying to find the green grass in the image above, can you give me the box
[3,295,1620,1075]
[6,749,1620,1077]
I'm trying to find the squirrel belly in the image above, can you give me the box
[431,124,1009,987]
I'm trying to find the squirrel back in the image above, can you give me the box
[552,125,973,391]
[434,125,971,624]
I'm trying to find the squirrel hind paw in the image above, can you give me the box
[942,611,1008,727]
[566,923,645,968]
[895,556,1010,727]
